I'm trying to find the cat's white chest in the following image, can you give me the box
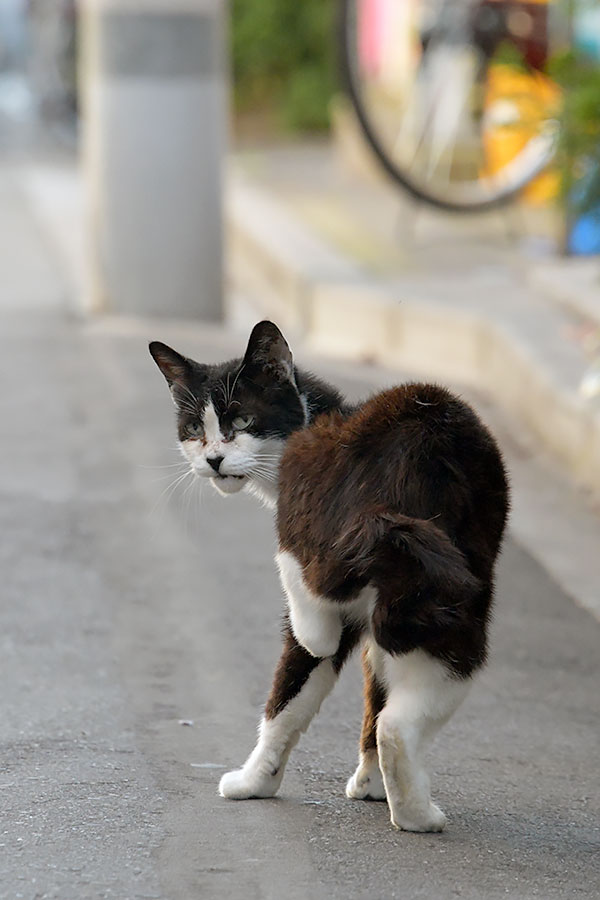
[276,551,374,658]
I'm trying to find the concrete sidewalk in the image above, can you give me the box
[5,309,599,900]
[228,143,600,499]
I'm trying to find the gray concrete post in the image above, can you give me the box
[80,0,225,318]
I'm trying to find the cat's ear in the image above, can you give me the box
[149,342,204,390]
[242,321,294,385]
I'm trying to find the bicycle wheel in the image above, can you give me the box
[340,0,560,212]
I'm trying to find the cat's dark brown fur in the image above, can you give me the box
[278,383,508,678]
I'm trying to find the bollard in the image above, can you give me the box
[80,0,225,319]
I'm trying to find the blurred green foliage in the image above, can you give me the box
[548,50,600,216]
[231,0,336,132]
[492,41,529,73]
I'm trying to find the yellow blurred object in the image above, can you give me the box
[482,64,561,204]
[523,168,561,205]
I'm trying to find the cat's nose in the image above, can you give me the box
[207,455,224,474]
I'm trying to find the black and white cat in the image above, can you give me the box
[150,320,509,832]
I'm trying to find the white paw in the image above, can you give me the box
[346,763,386,800]
[390,801,447,833]
[218,766,281,800]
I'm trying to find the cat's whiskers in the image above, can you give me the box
[215,378,229,407]
[176,399,200,416]
[139,449,190,480]
[255,453,280,462]
[139,461,190,468]
[149,466,196,519]
[179,382,199,404]
[175,383,201,412]
[177,382,198,407]
[226,363,245,409]
[252,456,281,475]
[162,467,195,502]
[249,464,277,483]
[181,470,203,533]
[150,468,192,483]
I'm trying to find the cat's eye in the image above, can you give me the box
[232,415,254,430]
[186,421,202,437]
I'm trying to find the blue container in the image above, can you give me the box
[568,211,600,255]
[568,160,600,256]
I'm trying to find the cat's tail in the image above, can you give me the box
[336,509,481,600]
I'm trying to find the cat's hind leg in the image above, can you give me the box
[376,650,471,832]
[219,623,359,800]
[346,640,387,801]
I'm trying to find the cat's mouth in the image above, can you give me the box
[210,473,247,495]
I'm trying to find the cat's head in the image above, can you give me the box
[149,321,307,504]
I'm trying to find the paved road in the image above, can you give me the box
[1,310,599,900]
[1,168,599,899]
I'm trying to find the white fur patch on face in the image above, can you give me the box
[178,400,284,501]
[203,399,222,444]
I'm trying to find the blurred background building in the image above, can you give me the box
[0,0,599,410]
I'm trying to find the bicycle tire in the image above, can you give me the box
[338,0,554,213]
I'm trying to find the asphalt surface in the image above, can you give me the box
[1,169,599,899]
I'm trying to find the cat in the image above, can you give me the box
[150,320,509,832]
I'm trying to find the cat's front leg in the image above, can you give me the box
[220,625,358,800]
[276,550,343,658]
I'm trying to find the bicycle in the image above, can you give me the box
[339,0,564,212]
